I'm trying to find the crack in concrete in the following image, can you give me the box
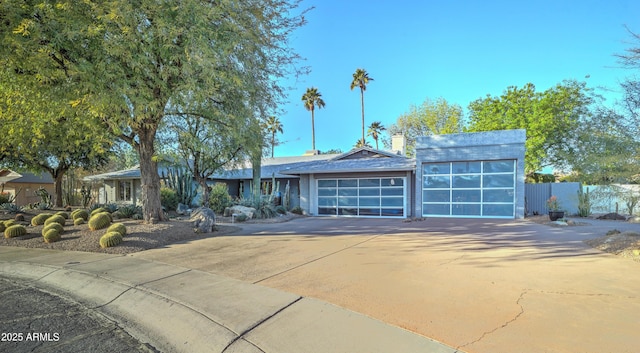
[438,254,466,266]
[457,289,528,350]
[536,289,637,299]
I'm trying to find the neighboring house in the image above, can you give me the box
[0,170,55,206]
[83,129,526,219]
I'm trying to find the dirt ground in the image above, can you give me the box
[527,214,640,262]
[0,209,299,255]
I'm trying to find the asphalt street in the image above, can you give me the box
[0,276,157,353]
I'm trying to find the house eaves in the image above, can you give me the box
[280,157,416,175]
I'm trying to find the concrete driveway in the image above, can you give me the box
[132,217,640,353]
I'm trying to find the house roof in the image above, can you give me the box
[279,156,416,175]
[83,147,414,182]
[1,170,53,184]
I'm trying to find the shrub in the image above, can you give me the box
[88,213,111,231]
[275,205,287,215]
[291,206,303,215]
[235,213,247,222]
[1,203,22,213]
[209,183,233,214]
[72,209,89,221]
[55,211,69,219]
[100,231,123,248]
[117,204,142,219]
[31,213,52,226]
[43,228,61,243]
[4,225,27,238]
[44,214,66,227]
[237,196,277,219]
[107,223,127,236]
[0,192,13,204]
[42,223,64,236]
[160,187,179,211]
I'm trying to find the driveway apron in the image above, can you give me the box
[132,217,640,353]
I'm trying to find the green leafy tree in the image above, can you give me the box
[169,112,261,208]
[319,148,343,155]
[385,97,462,157]
[560,106,639,184]
[264,116,284,158]
[367,121,386,149]
[0,72,112,207]
[467,81,592,177]
[302,87,325,150]
[354,138,372,148]
[0,0,307,221]
[350,68,374,142]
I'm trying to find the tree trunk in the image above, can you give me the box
[311,108,316,150]
[52,168,66,208]
[252,150,261,200]
[198,177,210,208]
[137,129,167,222]
[360,88,365,142]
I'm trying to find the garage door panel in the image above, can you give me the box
[423,160,515,218]
[317,177,406,218]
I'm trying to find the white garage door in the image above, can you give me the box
[317,177,406,217]
[422,160,515,218]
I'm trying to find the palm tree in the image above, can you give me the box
[301,87,325,150]
[367,121,386,149]
[264,116,283,158]
[350,68,374,142]
[354,138,372,148]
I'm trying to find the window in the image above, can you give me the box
[117,180,133,202]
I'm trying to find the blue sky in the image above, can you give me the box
[275,0,640,157]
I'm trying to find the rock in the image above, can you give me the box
[191,207,216,233]
[597,213,626,220]
[229,205,256,219]
[628,216,640,224]
[176,203,191,215]
[550,220,568,226]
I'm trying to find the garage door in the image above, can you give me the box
[317,177,405,217]
[422,160,515,218]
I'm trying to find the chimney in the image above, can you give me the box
[391,134,406,156]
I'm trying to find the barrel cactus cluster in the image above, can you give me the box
[31,213,53,226]
[4,224,27,238]
[71,209,89,225]
[88,212,111,231]
[99,222,127,248]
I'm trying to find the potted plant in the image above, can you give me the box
[547,195,564,221]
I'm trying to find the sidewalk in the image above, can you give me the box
[0,246,458,353]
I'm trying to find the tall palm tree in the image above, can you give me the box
[350,68,374,142]
[301,87,325,150]
[367,121,386,149]
[264,116,283,158]
[354,138,372,148]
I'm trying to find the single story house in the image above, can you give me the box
[0,169,55,206]
[84,129,526,219]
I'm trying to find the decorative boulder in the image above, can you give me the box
[191,207,216,233]
[229,205,256,220]
[176,203,191,215]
